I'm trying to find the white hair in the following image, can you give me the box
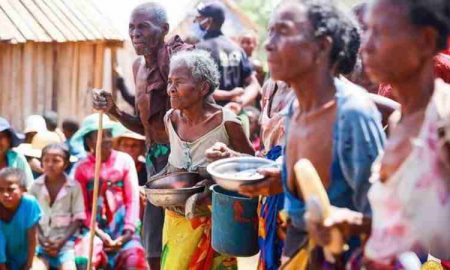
[170,50,220,95]
[132,2,168,26]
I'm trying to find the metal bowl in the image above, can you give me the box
[144,172,204,207]
[207,157,277,191]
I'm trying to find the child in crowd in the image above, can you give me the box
[30,144,85,270]
[0,167,42,270]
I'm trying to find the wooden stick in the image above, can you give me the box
[87,112,104,270]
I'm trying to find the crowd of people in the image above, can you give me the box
[1,0,450,269]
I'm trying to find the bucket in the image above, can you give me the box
[210,184,259,257]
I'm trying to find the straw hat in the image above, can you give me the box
[24,115,47,134]
[15,130,61,158]
[114,127,146,142]
[0,117,24,147]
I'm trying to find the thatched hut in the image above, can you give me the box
[0,0,124,130]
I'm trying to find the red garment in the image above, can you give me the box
[141,36,193,143]
[378,53,450,100]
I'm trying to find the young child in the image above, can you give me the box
[29,143,85,270]
[0,167,42,270]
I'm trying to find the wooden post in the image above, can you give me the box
[87,112,104,270]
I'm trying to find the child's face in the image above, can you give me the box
[42,149,68,178]
[0,176,23,210]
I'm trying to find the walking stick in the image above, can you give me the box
[87,112,104,270]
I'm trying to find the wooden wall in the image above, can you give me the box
[0,41,113,130]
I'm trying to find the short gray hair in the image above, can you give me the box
[170,50,220,95]
[132,2,168,26]
[0,167,27,188]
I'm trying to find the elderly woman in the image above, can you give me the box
[71,114,147,270]
[207,78,295,269]
[154,49,254,270]
[0,118,33,187]
[263,0,386,268]
[307,0,450,268]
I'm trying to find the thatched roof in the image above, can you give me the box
[0,0,123,44]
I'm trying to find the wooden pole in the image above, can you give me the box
[87,112,104,270]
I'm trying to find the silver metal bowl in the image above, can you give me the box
[144,172,204,207]
[207,157,277,191]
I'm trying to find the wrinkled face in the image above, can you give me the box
[265,2,318,84]
[0,176,23,210]
[167,65,207,110]
[240,35,257,56]
[42,149,68,179]
[0,131,11,155]
[86,130,113,160]
[361,0,424,85]
[129,9,166,55]
[118,137,145,162]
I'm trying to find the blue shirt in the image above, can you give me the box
[1,194,42,270]
[0,229,5,264]
[283,78,385,232]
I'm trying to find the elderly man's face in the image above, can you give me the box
[129,10,166,55]
[167,65,205,110]
[265,2,318,84]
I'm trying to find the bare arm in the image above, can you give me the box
[225,121,255,156]
[212,88,245,102]
[108,105,145,135]
[238,74,261,107]
[92,58,145,135]
[24,225,38,270]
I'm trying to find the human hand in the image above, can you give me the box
[45,238,65,256]
[205,142,233,162]
[305,205,362,248]
[238,167,283,197]
[92,88,115,113]
[113,230,133,248]
[225,102,242,114]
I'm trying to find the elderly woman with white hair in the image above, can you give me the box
[155,49,254,270]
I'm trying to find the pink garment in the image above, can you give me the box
[366,79,450,264]
[74,150,140,233]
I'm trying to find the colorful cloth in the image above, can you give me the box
[29,174,86,267]
[258,146,284,270]
[0,194,42,270]
[366,79,450,264]
[161,210,237,270]
[143,143,170,259]
[74,150,147,269]
[5,149,34,188]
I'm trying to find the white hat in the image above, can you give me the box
[15,130,62,158]
[24,115,47,134]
